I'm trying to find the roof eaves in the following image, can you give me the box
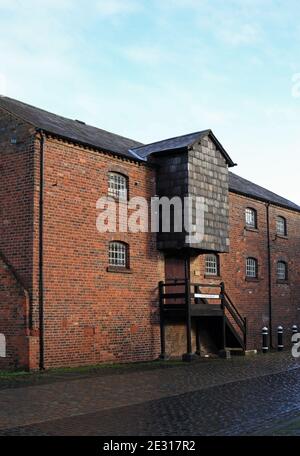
[130,130,206,153]
[0,101,37,130]
[229,187,300,213]
[37,128,146,164]
[205,130,237,168]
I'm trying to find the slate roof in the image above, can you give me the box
[229,172,300,212]
[0,96,143,159]
[0,96,298,211]
[130,129,236,167]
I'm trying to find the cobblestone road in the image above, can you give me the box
[0,353,300,436]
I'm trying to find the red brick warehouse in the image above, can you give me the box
[0,96,299,370]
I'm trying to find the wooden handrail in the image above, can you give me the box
[159,279,247,350]
[224,291,244,322]
[162,281,186,287]
[190,282,221,288]
[224,299,245,332]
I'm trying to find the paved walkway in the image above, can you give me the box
[0,352,299,435]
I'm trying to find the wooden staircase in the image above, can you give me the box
[159,280,247,359]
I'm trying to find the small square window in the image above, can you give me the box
[246,258,258,278]
[277,261,288,281]
[276,217,287,236]
[205,254,219,276]
[108,172,127,200]
[245,208,257,229]
[109,242,128,268]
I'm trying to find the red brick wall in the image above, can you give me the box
[0,109,39,370]
[220,193,270,349]
[190,192,300,351]
[1,107,299,367]
[0,253,39,370]
[268,203,300,347]
[38,136,163,368]
[0,109,35,289]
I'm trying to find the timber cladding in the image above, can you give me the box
[188,136,230,252]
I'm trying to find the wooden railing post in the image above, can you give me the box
[183,279,194,361]
[220,282,226,350]
[159,281,167,360]
[195,322,201,356]
[244,317,247,350]
[195,284,200,304]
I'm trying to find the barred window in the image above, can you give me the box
[108,172,127,200]
[277,261,288,281]
[109,242,128,268]
[245,208,257,228]
[246,257,258,278]
[205,254,219,276]
[276,216,287,236]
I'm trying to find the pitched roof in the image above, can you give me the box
[229,172,300,212]
[0,96,143,159]
[0,96,298,212]
[130,129,236,167]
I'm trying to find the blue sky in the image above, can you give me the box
[0,0,300,203]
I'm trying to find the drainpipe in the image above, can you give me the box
[266,202,273,348]
[37,130,45,370]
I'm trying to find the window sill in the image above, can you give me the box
[204,275,222,280]
[107,267,132,274]
[276,280,289,285]
[245,277,260,282]
[276,234,288,240]
[107,195,129,203]
[245,226,258,232]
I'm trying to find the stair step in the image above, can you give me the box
[225,347,245,357]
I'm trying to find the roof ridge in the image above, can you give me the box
[0,96,143,148]
[130,129,210,151]
[229,171,300,211]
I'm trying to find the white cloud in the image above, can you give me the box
[121,46,170,65]
[217,23,261,46]
[96,0,141,17]
[0,0,72,11]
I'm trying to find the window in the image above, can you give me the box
[277,261,288,281]
[109,242,128,268]
[246,257,258,278]
[205,254,219,276]
[276,216,287,236]
[108,172,127,200]
[245,208,257,229]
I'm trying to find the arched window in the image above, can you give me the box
[108,172,128,200]
[109,241,129,268]
[276,216,287,236]
[246,257,258,278]
[245,208,257,229]
[277,261,288,281]
[205,254,219,276]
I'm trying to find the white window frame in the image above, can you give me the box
[108,172,128,200]
[277,261,288,281]
[276,216,287,236]
[246,257,258,278]
[205,254,219,276]
[245,208,257,228]
[109,241,128,268]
